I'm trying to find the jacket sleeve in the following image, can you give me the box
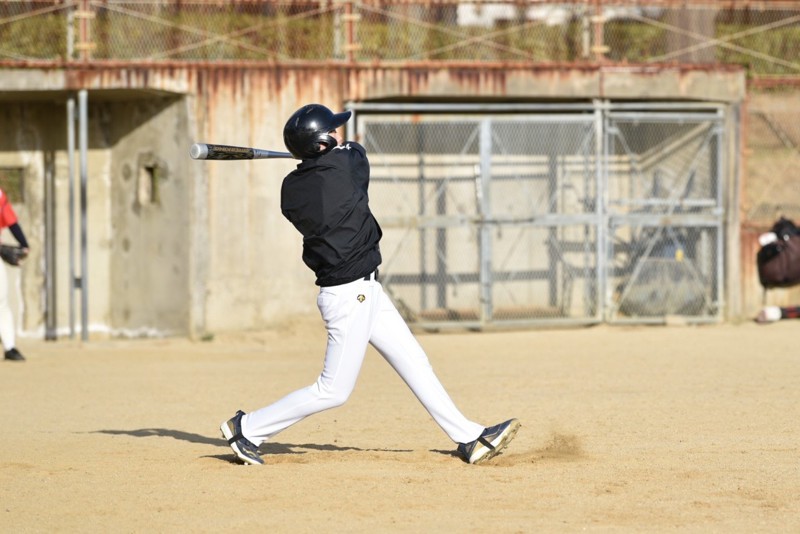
[9,223,29,249]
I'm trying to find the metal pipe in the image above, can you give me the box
[67,97,76,338]
[78,89,89,341]
[478,119,493,324]
[44,151,57,340]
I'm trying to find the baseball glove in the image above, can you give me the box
[0,245,28,267]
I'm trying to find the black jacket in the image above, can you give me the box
[281,142,382,286]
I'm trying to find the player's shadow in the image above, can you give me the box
[92,428,411,462]
[431,448,463,460]
[93,428,220,446]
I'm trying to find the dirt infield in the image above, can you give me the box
[1,319,798,532]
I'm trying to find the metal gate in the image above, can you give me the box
[351,102,726,328]
[604,109,725,323]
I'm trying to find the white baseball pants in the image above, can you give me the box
[242,275,485,446]
[0,263,16,351]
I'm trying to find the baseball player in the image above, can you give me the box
[221,103,520,465]
[0,188,29,361]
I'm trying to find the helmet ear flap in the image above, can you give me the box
[316,133,338,155]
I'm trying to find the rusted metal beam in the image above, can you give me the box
[749,76,800,88]
[0,58,747,72]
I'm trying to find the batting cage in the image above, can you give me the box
[353,102,727,328]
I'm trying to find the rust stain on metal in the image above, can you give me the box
[451,69,484,93]
[408,68,429,94]
[266,65,286,94]
[7,57,744,104]
[13,60,745,105]
[749,76,800,89]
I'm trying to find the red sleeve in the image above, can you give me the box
[0,191,18,229]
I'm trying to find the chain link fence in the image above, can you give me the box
[355,103,725,328]
[605,110,724,322]
[361,111,601,327]
[1,1,800,74]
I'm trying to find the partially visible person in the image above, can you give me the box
[0,188,29,361]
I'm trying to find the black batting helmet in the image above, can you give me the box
[283,104,352,159]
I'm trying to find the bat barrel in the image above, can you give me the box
[190,142,294,160]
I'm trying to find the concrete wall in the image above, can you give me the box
[0,96,195,338]
[107,97,194,335]
[739,90,800,317]
[0,64,747,338]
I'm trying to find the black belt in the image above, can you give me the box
[363,270,379,282]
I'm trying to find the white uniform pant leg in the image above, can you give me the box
[368,285,484,444]
[242,279,379,445]
[0,264,16,351]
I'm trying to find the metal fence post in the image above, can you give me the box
[592,0,608,62]
[76,0,94,61]
[78,90,89,341]
[66,97,77,338]
[343,1,361,63]
[478,119,493,325]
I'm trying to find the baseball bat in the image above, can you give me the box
[190,143,295,160]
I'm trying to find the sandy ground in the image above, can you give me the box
[1,319,798,533]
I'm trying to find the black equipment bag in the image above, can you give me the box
[757,217,800,289]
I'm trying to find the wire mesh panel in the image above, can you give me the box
[486,117,600,323]
[361,118,484,324]
[2,1,800,72]
[605,110,725,322]
[356,103,727,328]
[357,108,602,328]
[91,2,340,61]
[0,1,73,60]
[354,2,588,62]
[608,223,720,319]
[489,223,600,322]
